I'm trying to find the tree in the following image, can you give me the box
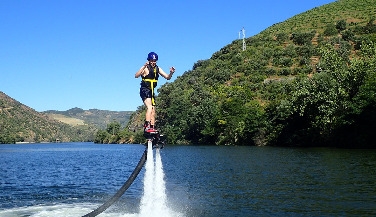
[276,32,289,43]
[290,32,315,45]
[324,24,338,36]
[106,121,121,135]
[341,30,354,41]
[336,20,347,32]
[94,129,110,144]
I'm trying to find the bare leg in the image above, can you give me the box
[143,98,153,123]
[151,106,155,126]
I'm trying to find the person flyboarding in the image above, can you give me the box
[135,52,175,137]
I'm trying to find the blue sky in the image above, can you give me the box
[0,0,335,112]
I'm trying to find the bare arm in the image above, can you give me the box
[135,61,149,78]
[159,66,175,80]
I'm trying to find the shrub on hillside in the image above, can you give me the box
[324,24,338,36]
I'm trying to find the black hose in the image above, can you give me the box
[82,149,147,217]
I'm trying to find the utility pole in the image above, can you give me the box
[240,27,246,51]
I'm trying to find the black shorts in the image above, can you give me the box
[140,87,155,105]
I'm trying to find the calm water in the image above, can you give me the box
[0,143,376,217]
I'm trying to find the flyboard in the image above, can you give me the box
[144,130,166,149]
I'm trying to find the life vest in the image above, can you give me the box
[141,65,159,105]
[141,65,159,88]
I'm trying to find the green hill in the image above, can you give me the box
[0,91,98,143]
[120,0,376,147]
[43,107,133,130]
[260,0,376,36]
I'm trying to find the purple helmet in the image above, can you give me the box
[147,52,158,61]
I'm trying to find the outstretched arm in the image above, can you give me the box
[159,66,175,80]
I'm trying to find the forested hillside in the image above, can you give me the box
[0,92,97,143]
[97,0,376,148]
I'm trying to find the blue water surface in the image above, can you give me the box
[1,142,376,217]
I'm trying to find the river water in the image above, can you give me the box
[0,143,375,216]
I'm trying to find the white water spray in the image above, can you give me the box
[139,141,173,217]
[154,148,167,212]
[139,141,155,215]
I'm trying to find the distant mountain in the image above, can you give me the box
[43,107,133,130]
[0,91,97,143]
